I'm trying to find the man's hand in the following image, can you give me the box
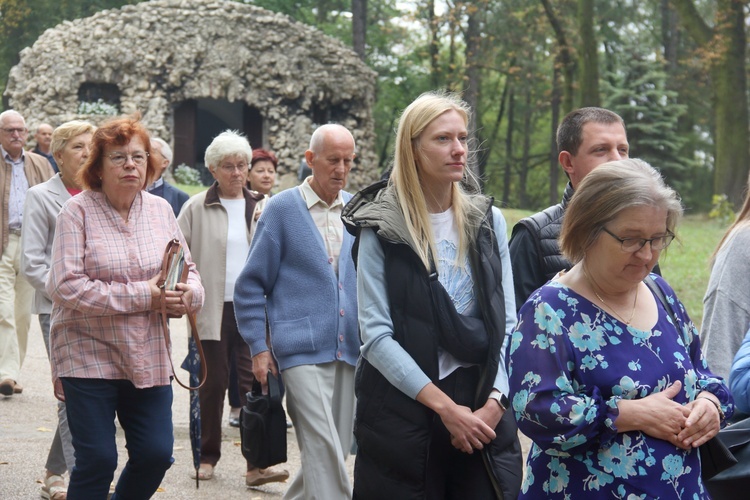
[251,351,278,393]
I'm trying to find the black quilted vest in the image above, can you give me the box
[350,200,521,499]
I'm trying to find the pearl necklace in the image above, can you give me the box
[582,266,639,325]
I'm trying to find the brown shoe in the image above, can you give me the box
[0,379,15,396]
[246,467,289,487]
[13,382,22,394]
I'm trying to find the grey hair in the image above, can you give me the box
[204,130,252,170]
[0,110,25,128]
[559,158,683,264]
[151,137,173,165]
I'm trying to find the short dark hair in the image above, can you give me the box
[557,107,625,156]
[78,114,154,191]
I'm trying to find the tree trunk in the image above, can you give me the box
[519,89,532,208]
[671,0,750,206]
[549,63,561,205]
[577,0,599,106]
[428,0,440,87]
[539,0,576,112]
[503,87,515,206]
[352,0,367,60]
[464,3,482,185]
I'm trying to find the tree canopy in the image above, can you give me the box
[1,0,746,211]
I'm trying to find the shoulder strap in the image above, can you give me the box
[644,275,679,326]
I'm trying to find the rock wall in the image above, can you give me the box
[5,0,378,189]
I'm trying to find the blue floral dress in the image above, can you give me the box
[508,274,733,499]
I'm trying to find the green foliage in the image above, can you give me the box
[708,194,735,226]
[0,0,744,214]
[0,0,147,107]
[658,213,727,329]
[601,42,705,208]
[173,164,202,186]
[77,98,119,116]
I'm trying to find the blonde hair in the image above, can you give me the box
[390,90,481,270]
[51,121,95,159]
[560,158,683,264]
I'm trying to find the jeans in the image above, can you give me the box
[62,377,174,500]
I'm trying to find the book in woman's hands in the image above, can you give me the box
[164,244,185,291]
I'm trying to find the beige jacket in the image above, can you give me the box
[177,183,264,341]
[1,150,54,252]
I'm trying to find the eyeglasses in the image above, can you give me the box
[1,127,27,135]
[602,227,675,252]
[107,152,149,167]
[218,163,248,173]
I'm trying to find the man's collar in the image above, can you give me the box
[299,176,343,209]
[1,145,24,163]
[147,177,165,191]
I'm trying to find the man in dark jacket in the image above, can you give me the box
[148,137,189,217]
[509,108,629,311]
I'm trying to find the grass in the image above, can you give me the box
[498,207,729,330]
[173,183,208,196]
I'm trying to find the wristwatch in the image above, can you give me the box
[489,391,510,411]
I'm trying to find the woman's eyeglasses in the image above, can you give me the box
[602,227,675,252]
[107,152,149,167]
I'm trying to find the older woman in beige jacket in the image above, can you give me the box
[177,131,288,488]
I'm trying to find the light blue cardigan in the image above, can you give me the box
[234,187,359,371]
[729,327,750,414]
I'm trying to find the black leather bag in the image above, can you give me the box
[240,371,287,468]
[700,433,738,480]
[705,417,750,496]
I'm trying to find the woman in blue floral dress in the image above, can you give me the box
[508,158,733,499]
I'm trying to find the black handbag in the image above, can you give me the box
[704,416,750,495]
[240,371,288,469]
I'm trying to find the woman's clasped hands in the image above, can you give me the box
[148,273,193,318]
[618,381,721,451]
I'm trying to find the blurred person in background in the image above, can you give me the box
[178,131,289,487]
[22,120,95,500]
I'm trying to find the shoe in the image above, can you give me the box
[0,379,14,396]
[13,382,22,394]
[286,419,293,429]
[229,407,240,427]
[245,467,289,487]
[189,463,214,481]
[41,474,67,500]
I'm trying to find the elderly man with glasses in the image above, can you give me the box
[0,110,54,397]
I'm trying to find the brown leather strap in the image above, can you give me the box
[160,294,207,390]
[159,239,207,390]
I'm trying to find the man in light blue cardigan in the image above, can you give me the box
[234,124,359,499]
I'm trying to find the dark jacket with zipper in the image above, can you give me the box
[342,181,522,500]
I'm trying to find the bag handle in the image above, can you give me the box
[158,239,207,391]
